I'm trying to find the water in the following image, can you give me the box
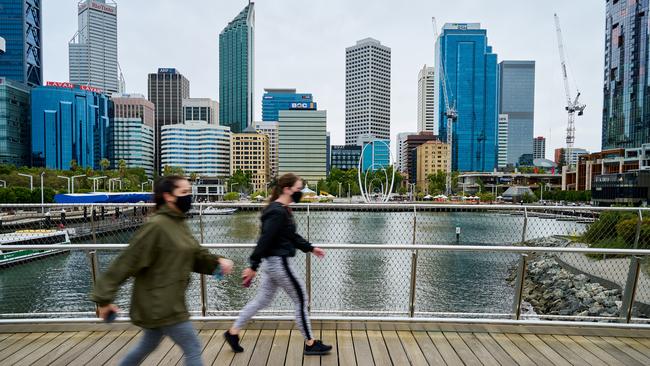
[0,210,587,318]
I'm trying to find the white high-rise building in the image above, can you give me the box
[345,38,391,145]
[255,121,279,178]
[417,65,435,133]
[161,122,231,177]
[183,98,219,125]
[498,114,509,168]
[397,132,414,173]
[69,0,119,94]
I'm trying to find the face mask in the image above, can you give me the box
[291,191,303,204]
[175,194,193,213]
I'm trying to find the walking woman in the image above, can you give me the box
[91,176,234,366]
[224,173,332,355]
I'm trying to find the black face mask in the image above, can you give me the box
[291,191,303,203]
[175,194,193,213]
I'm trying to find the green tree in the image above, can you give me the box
[223,192,239,201]
[427,170,446,195]
[118,159,127,178]
[228,170,252,193]
[100,158,110,171]
[189,172,198,182]
[69,159,79,172]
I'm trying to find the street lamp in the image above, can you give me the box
[89,176,107,192]
[230,183,238,193]
[57,176,71,193]
[348,182,351,203]
[108,178,121,193]
[40,171,45,213]
[17,173,33,191]
[71,174,86,194]
[338,182,342,198]
[265,181,271,197]
[0,179,6,188]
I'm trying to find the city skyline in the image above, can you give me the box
[40,0,605,160]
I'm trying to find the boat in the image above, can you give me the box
[201,207,238,215]
[0,230,71,268]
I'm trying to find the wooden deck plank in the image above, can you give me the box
[163,329,215,366]
[212,329,244,366]
[616,337,650,358]
[412,330,446,365]
[473,332,518,366]
[634,337,650,348]
[44,331,106,366]
[230,329,261,366]
[566,335,624,366]
[443,331,482,366]
[337,329,357,366]
[577,336,643,366]
[367,330,391,366]
[505,333,555,366]
[197,329,224,366]
[14,331,75,366]
[535,334,592,366]
[382,330,409,365]
[2,332,61,365]
[140,336,175,366]
[285,329,305,366]
[457,332,500,366]
[519,334,572,366]
[303,328,321,366]
[599,336,650,365]
[552,335,609,366]
[249,329,276,366]
[397,330,429,366]
[64,330,124,366]
[0,333,12,342]
[87,329,138,365]
[105,330,144,366]
[352,330,373,366]
[0,332,29,352]
[488,333,536,366]
[0,332,44,359]
[428,331,464,365]
[320,329,338,366]
[266,329,290,366]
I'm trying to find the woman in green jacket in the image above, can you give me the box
[91,176,233,366]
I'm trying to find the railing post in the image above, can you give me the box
[199,204,208,317]
[620,256,642,323]
[90,204,96,244]
[634,209,643,249]
[521,207,528,244]
[408,205,418,317]
[305,204,312,313]
[512,254,528,320]
[87,249,100,316]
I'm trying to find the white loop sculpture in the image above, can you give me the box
[357,140,395,203]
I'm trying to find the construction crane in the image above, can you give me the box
[432,18,458,195]
[554,13,585,169]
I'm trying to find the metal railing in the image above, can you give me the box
[1,203,650,327]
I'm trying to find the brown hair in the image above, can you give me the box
[153,175,187,210]
[268,173,301,203]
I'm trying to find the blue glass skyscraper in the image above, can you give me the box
[437,23,498,172]
[361,139,390,172]
[262,88,314,121]
[31,83,111,170]
[0,0,42,87]
[499,60,535,166]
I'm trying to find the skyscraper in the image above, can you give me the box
[69,0,118,94]
[110,94,155,176]
[499,60,535,166]
[437,23,498,172]
[219,3,254,133]
[603,0,650,149]
[497,114,509,168]
[0,0,42,87]
[278,110,327,183]
[417,65,435,133]
[533,136,546,160]
[148,68,190,171]
[397,132,415,174]
[255,121,278,178]
[262,88,314,121]
[345,38,391,145]
[161,122,231,177]
[0,77,31,166]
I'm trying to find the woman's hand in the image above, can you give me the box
[218,258,234,275]
[312,247,325,258]
[98,304,119,320]
[242,267,256,287]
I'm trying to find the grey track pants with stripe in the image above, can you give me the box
[234,256,313,340]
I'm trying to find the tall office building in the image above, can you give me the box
[183,98,219,124]
[397,132,415,174]
[0,77,30,166]
[326,132,331,176]
[533,136,546,160]
[0,0,42,87]
[161,122,231,177]
[499,60,535,165]
[278,110,327,183]
[345,38,391,145]
[417,65,435,133]
[69,0,118,94]
[148,68,190,170]
[219,3,254,133]
[497,114,509,168]
[437,23,498,172]
[255,121,278,178]
[360,138,390,172]
[231,127,269,192]
[109,94,155,176]
[603,0,650,149]
[31,82,110,170]
[262,88,314,121]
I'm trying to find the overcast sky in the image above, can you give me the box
[43,0,605,160]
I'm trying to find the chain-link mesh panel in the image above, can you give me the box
[197,205,262,244]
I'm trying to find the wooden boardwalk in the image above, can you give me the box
[1,321,650,365]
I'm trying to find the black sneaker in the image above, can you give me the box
[224,330,244,353]
[304,340,332,355]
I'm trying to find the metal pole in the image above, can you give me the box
[40,172,45,214]
[512,254,529,320]
[305,204,312,313]
[620,256,642,323]
[408,205,418,317]
[199,204,208,317]
[634,209,643,249]
[90,204,97,244]
[521,207,528,243]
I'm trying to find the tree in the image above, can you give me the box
[427,170,446,195]
[100,158,110,171]
[163,165,185,177]
[223,192,239,201]
[69,159,79,171]
[118,159,127,178]
[189,172,198,182]
[228,170,252,193]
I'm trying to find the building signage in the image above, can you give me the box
[158,68,177,74]
[289,102,316,110]
[46,81,103,93]
[46,81,74,89]
[79,85,103,93]
[79,1,116,15]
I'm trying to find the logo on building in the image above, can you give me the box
[289,102,316,110]
[46,81,103,93]
[158,68,177,74]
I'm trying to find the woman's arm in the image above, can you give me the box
[249,209,284,271]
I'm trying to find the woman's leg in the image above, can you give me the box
[232,269,278,331]
[120,327,164,366]
[277,256,313,341]
[163,321,203,366]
